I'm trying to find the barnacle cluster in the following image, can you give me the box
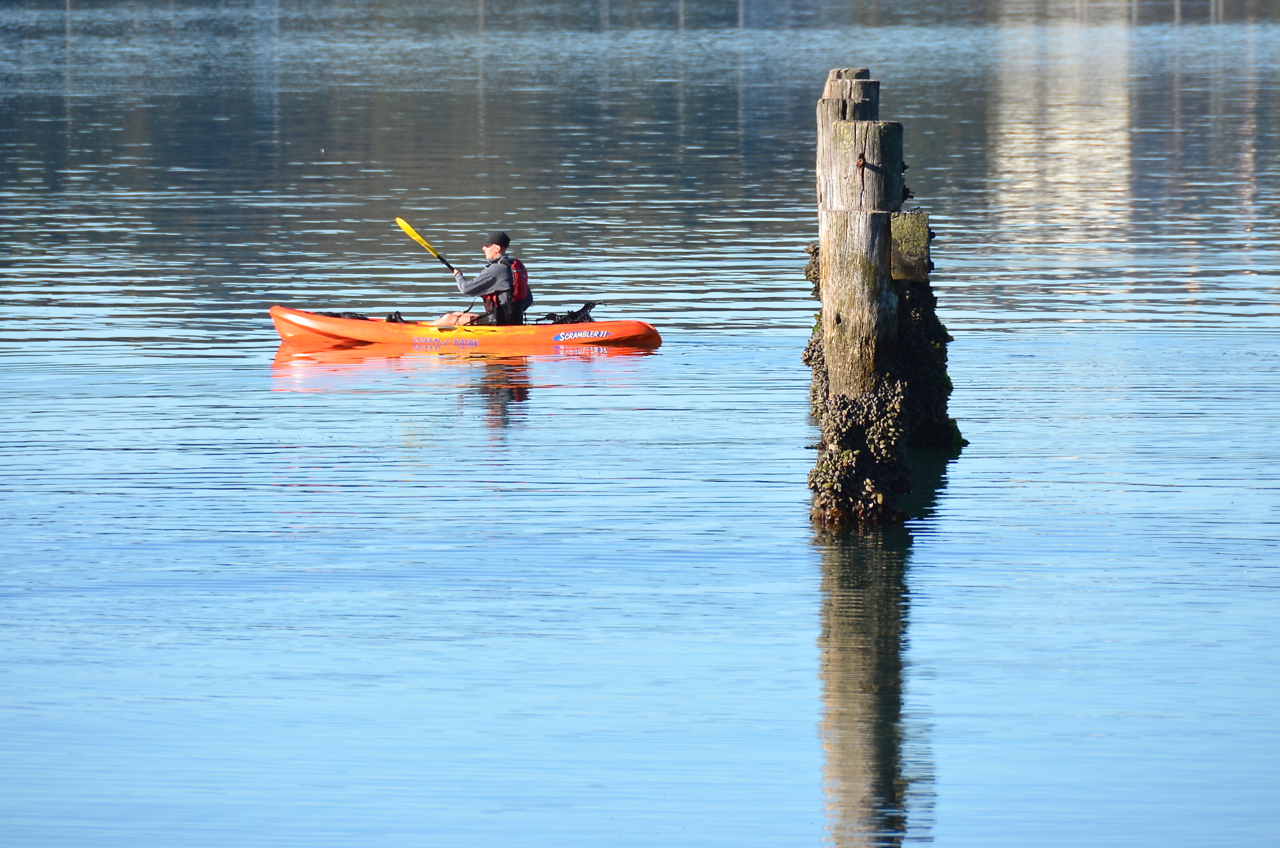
[895,277,965,449]
[804,229,963,527]
[801,324,830,420]
[808,378,912,527]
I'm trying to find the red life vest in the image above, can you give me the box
[482,257,532,323]
[505,257,531,305]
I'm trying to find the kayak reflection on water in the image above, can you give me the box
[270,336,657,369]
[269,339,654,431]
[270,342,533,430]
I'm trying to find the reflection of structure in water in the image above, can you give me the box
[817,448,956,845]
[819,529,916,846]
[474,358,531,431]
[268,344,535,427]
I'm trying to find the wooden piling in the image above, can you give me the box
[815,122,903,212]
[819,210,895,396]
[806,68,962,527]
[819,67,880,117]
[816,68,904,399]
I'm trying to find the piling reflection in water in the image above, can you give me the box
[817,448,956,845]
[819,529,916,846]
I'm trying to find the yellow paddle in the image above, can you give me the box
[395,217,456,273]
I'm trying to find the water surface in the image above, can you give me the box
[2,2,1279,845]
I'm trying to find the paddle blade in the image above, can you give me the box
[395,216,440,257]
[395,217,456,272]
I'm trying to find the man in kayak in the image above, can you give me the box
[433,231,532,327]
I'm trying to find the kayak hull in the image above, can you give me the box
[272,339,654,370]
[269,305,661,353]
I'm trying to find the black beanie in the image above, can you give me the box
[482,231,510,250]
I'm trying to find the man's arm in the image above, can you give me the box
[454,262,512,296]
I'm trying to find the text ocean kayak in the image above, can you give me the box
[269,305,662,353]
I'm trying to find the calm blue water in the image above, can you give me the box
[2,2,1279,846]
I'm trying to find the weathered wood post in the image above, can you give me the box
[815,69,902,396]
[805,69,962,527]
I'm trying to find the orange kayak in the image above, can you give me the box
[269,305,662,353]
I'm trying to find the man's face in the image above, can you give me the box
[482,243,503,261]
